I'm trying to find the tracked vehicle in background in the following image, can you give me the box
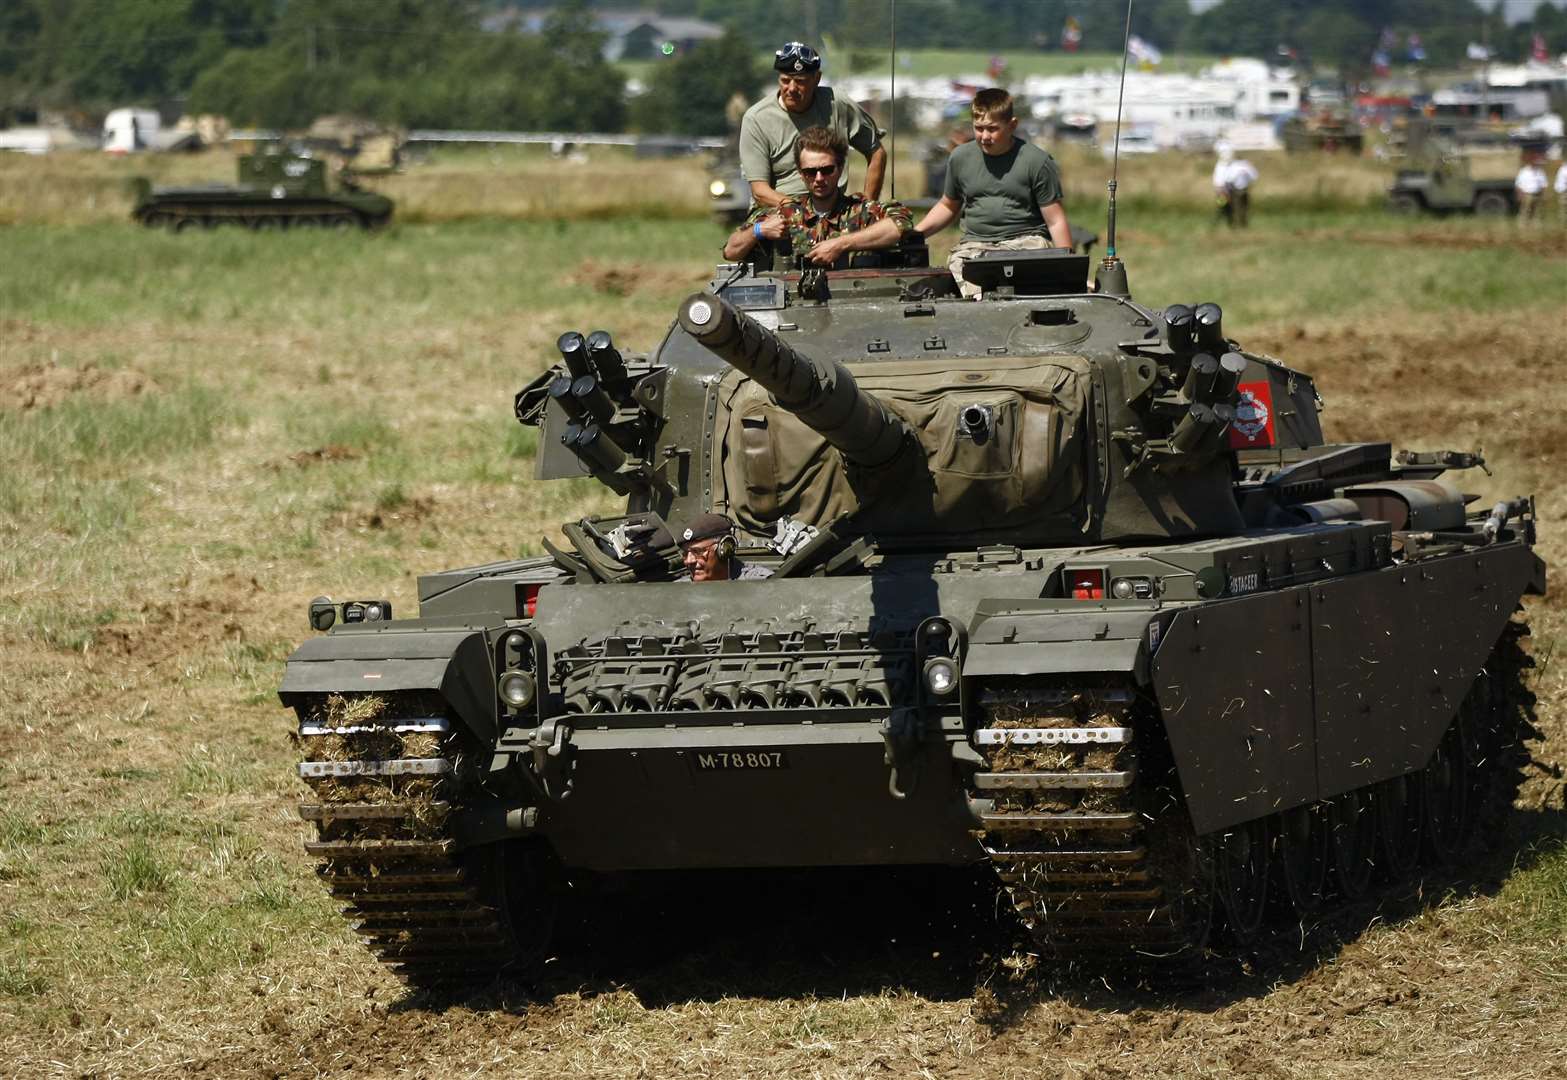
[281,238,1543,983]
[132,146,393,231]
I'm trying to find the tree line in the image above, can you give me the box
[1,0,1563,133]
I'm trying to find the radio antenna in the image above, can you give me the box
[889,0,896,197]
[1095,0,1134,297]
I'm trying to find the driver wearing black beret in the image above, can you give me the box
[677,512,774,582]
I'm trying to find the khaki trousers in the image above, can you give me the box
[948,233,1051,298]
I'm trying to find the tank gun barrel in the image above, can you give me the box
[677,292,912,471]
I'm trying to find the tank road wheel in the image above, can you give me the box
[295,690,557,987]
[1270,803,1329,917]
[171,217,196,233]
[1473,191,1510,216]
[1387,192,1420,215]
[1420,720,1472,865]
[1213,818,1269,944]
[1375,773,1423,880]
[1328,788,1377,900]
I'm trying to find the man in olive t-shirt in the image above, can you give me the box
[738,41,886,210]
[914,88,1073,298]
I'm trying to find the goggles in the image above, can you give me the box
[774,42,821,74]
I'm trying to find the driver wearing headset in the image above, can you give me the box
[723,126,911,269]
[677,513,774,582]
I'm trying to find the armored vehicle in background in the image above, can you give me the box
[1387,152,1517,215]
[131,147,393,230]
[1282,107,1364,154]
[281,241,1542,984]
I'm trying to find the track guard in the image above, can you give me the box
[278,628,496,743]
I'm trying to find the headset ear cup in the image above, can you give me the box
[716,535,736,561]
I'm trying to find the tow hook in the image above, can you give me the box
[528,717,575,800]
[880,707,924,800]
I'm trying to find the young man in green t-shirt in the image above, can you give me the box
[914,88,1073,298]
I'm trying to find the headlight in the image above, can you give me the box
[342,600,392,623]
[709,179,727,197]
[498,670,536,709]
[923,657,958,697]
[308,596,336,631]
[1110,576,1155,600]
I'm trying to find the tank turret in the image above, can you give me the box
[676,292,913,474]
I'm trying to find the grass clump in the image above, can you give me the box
[177,748,255,798]
[0,955,48,998]
[104,838,173,901]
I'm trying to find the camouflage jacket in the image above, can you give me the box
[746,193,913,256]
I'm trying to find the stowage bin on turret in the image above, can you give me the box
[279,247,1544,985]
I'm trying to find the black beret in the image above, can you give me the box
[677,512,734,547]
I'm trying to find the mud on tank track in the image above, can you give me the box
[967,617,1540,964]
[292,617,1542,989]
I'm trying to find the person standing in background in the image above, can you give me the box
[1514,151,1548,222]
[1213,141,1259,228]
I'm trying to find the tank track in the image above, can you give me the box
[293,690,541,985]
[968,618,1537,959]
[138,206,378,231]
[970,680,1211,958]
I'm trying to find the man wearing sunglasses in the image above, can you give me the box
[723,127,911,268]
[738,42,886,211]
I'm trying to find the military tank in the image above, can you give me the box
[280,240,1543,984]
[131,146,393,231]
[1282,107,1364,154]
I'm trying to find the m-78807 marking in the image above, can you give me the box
[694,751,789,770]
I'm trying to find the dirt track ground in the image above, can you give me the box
[1,152,1565,1078]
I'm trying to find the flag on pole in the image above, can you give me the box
[1128,35,1163,68]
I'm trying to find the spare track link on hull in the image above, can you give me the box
[970,682,1209,958]
[294,692,522,984]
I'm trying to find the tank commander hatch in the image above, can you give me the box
[678,512,774,582]
[723,127,912,268]
[739,41,885,210]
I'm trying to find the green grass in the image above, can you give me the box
[0,219,719,330]
[103,838,174,901]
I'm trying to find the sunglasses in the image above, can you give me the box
[799,164,839,178]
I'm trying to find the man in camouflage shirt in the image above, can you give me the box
[723,127,911,269]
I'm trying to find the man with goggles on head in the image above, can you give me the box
[738,41,886,211]
[724,126,910,268]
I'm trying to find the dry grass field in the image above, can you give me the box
[1,148,1565,1079]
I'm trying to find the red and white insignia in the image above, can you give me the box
[1227,380,1277,449]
